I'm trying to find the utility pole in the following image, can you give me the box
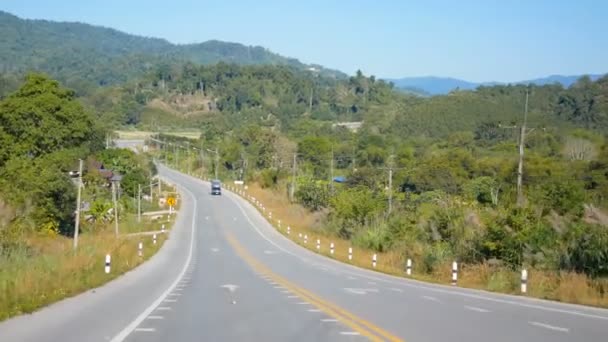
[200,149,205,178]
[290,153,297,202]
[186,141,191,174]
[73,159,83,250]
[309,88,313,113]
[137,184,142,223]
[517,90,529,207]
[330,147,334,194]
[215,146,219,179]
[352,147,356,172]
[158,174,161,196]
[112,181,119,237]
[388,154,394,216]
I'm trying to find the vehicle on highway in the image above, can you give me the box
[211,179,222,195]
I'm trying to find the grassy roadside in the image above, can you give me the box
[228,182,608,308]
[0,210,176,321]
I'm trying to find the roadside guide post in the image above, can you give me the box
[105,254,111,274]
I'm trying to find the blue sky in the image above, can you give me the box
[2,0,606,82]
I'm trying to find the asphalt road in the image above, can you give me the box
[1,164,608,341]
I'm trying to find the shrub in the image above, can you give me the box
[295,179,329,211]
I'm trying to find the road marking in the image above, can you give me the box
[210,247,220,252]
[134,328,156,332]
[529,321,569,333]
[287,295,299,298]
[264,250,279,254]
[340,332,361,336]
[296,302,310,305]
[422,296,441,303]
[146,316,164,320]
[281,290,291,294]
[348,276,357,280]
[274,286,285,289]
[344,288,378,295]
[344,288,367,295]
[321,318,339,322]
[368,281,377,285]
[220,284,239,294]
[389,288,403,293]
[464,305,490,313]
[308,309,322,312]
[156,307,171,311]
[224,232,401,342]
[163,299,177,303]
[110,185,197,342]
[168,293,182,296]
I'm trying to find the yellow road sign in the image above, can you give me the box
[167,197,176,206]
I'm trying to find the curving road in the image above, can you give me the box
[1,164,607,341]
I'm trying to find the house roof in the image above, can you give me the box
[110,173,123,182]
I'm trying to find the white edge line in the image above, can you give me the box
[529,321,569,332]
[109,180,197,342]
[464,305,490,313]
[225,185,608,321]
[340,331,360,335]
[321,318,339,322]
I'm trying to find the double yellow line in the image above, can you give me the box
[225,232,403,342]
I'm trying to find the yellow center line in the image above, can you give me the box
[225,232,403,342]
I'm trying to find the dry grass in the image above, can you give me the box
[235,182,608,308]
[0,214,171,321]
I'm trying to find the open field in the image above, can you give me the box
[114,130,201,140]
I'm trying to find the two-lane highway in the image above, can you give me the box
[1,163,607,341]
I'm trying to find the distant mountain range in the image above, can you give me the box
[0,11,345,87]
[386,74,605,96]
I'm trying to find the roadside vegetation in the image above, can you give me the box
[0,75,176,321]
[151,67,608,307]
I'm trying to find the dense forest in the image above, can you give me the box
[0,11,343,93]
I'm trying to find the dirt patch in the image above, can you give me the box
[584,204,608,227]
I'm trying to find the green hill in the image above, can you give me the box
[0,11,344,90]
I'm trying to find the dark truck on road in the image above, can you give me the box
[211,179,221,195]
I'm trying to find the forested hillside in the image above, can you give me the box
[0,11,343,93]
[86,61,607,137]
